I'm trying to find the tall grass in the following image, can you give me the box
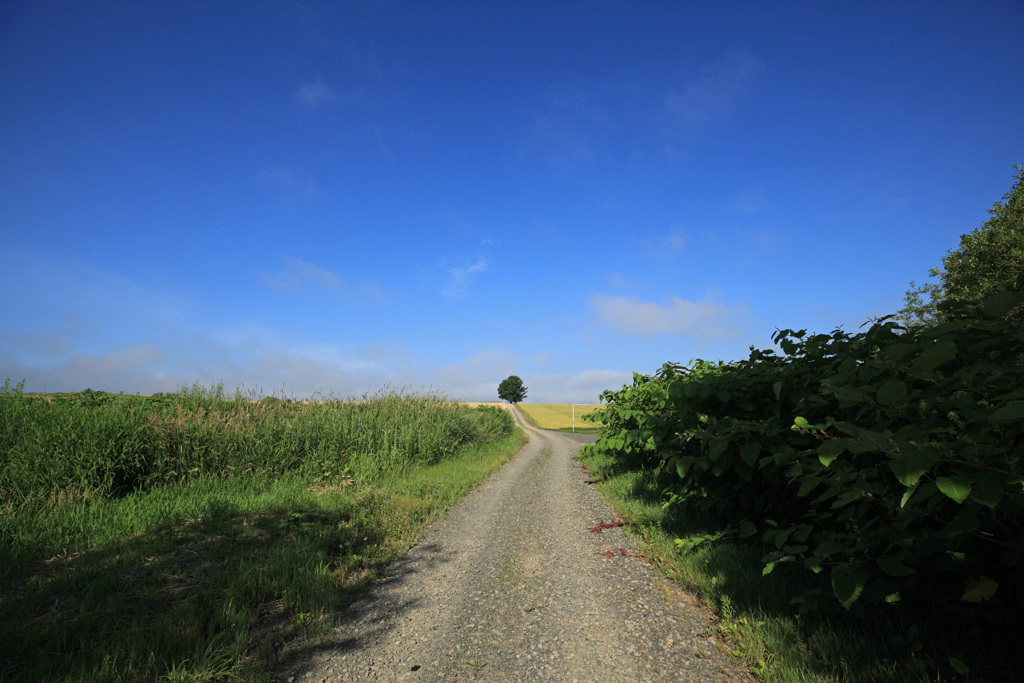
[1,386,510,505]
[0,382,521,681]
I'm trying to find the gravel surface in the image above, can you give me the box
[280,410,752,682]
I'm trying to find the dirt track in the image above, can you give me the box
[281,408,751,682]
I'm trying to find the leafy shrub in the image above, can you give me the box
[586,293,1024,613]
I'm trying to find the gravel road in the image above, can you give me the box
[281,409,752,682]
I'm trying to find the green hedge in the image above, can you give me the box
[585,293,1024,612]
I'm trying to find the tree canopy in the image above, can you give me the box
[497,375,527,404]
[900,165,1024,328]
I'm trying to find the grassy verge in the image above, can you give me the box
[0,386,525,682]
[575,445,1017,682]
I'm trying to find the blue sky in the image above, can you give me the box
[2,1,1022,403]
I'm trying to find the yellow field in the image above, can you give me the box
[516,403,603,431]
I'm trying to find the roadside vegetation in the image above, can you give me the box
[516,403,603,433]
[578,166,1024,682]
[0,382,523,682]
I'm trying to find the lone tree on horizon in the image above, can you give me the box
[497,375,527,404]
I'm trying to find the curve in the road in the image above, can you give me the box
[281,407,751,682]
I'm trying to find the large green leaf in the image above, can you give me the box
[876,555,916,577]
[856,429,892,452]
[990,400,1024,424]
[738,520,758,538]
[910,340,958,375]
[675,457,689,479]
[831,563,866,609]
[882,342,917,362]
[796,475,822,497]
[708,437,729,461]
[876,380,907,405]
[900,484,918,508]
[982,291,1024,318]
[831,489,863,509]
[948,657,969,676]
[936,475,972,504]
[889,448,941,487]
[817,438,846,467]
[968,476,1003,509]
[993,388,1024,402]
[739,441,760,467]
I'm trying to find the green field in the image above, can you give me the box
[516,403,603,432]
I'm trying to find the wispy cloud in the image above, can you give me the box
[642,226,690,260]
[1,343,172,394]
[297,80,342,110]
[0,332,73,356]
[260,165,320,203]
[262,257,345,296]
[726,185,765,216]
[524,369,633,404]
[593,293,751,339]
[430,349,630,403]
[1,335,417,399]
[0,247,190,331]
[519,85,614,167]
[0,313,629,402]
[748,231,780,250]
[442,258,488,298]
[603,274,646,293]
[434,348,516,399]
[664,50,764,129]
[244,350,411,400]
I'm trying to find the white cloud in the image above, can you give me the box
[429,349,630,403]
[167,335,418,400]
[0,251,630,403]
[1,344,173,394]
[665,50,764,129]
[1,328,631,403]
[442,258,488,298]
[432,349,516,397]
[244,352,409,400]
[262,257,345,296]
[1,330,420,399]
[524,369,633,405]
[593,293,751,339]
